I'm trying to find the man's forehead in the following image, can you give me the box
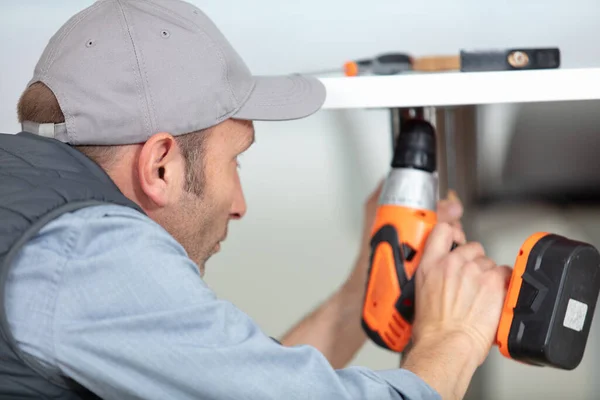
[210,118,254,151]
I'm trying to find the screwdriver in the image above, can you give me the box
[343,53,460,76]
[304,52,460,76]
[305,48,560,76]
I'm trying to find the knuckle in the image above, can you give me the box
[457,241,485,259]
[478,256,494,268]
[469,241,485,256]
[437,221,452,232]
[482,270,504,290]
[443,254,463,275]
[463,260,481,275]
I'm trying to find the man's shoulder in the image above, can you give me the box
[54,203,155,227]
[39,203,154,233]
[5,205,208,386]
[34,204,186,259]
[11,203,206,326]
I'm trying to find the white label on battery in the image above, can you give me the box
[563,299,588,332]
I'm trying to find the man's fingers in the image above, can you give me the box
[437,190,463,222]
[452,224,467,245]
[495,265,513,285]
[450,241,486,263]
[420,220,485,275]
[447,189,461,203]
[473,256,496,271]
[481,265,513,296]
[437,199,463,223]
[450,219,463,231]
[420,223,456,270]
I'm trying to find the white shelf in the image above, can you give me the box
[318,67,600,109]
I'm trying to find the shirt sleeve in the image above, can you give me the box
[50,206,440,400]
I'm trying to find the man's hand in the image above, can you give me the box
[402,223,511,399]
[414,223,511,364]
[280,181,467,369]
[358,184,464,264]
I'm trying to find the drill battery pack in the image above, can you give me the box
[497,233,600,369]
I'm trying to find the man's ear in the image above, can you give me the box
[137,133,184,208]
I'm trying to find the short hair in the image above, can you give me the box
[17,82,208,196]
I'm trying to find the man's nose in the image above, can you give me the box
[229,173,247,220]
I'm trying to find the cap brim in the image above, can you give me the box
[233,74,326,121]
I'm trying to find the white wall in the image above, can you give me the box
[3,0,600,398]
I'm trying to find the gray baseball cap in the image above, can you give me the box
[21,0,326,145]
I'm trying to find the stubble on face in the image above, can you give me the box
[165,119,253,275]
[174,182,229,276]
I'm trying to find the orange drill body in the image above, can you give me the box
[361,118,439,352]
[363,205,436,351]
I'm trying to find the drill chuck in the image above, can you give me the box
[391,119,437,173]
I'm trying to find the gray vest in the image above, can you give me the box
[0,132,144,399]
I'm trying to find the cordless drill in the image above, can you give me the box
[361,117,439,353]
[362,117,600,370]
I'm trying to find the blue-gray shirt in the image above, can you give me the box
[5,204,440,399]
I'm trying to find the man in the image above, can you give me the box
[0,0,511,399]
